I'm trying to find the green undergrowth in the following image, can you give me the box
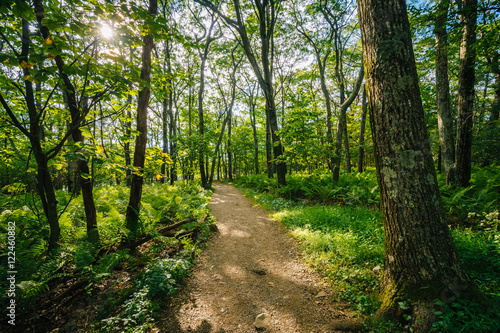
[236,170,500,332]
[236,169,380,206]
[0,181,214,332]
[439,166,500,219]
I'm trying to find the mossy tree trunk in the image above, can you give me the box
[357,0,484,330]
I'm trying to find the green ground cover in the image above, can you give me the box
[0,181,214,332]
[235,168,500,332]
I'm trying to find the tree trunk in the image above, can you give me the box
[357,85,367,173]
[66,132,81,194]
[266,121,273,178]
[249,91,259,175]
[318,59,336,182]
[485,53,499,121]
[161,95,169,184]
[126,0,157,235]
[454,0,477,188]
[188,84,194,181]
[34,0,99,244]
[227,110,233,182]
[343,121,352,173]
[435,0,456,185]
[357,0,483,329]
[32,139,60,251]
[197,18,219,189]
[333,65,364,181]
[209,115,230,187]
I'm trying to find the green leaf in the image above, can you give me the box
[80,173,92,179]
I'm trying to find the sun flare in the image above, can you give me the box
[100,25,113,39]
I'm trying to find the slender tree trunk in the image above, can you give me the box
[34,0,99,244]
[66,132,81,194]
[0,18,60,250]
[124,101,132,187]
[357,85,367,173]
[438,145,442,173]
[227,109,233,182]
[249,94,259,175]
[266,121,273,178]
[343,121,352,173]
[357,0,484,329]
[126,0,157,234]
[334,65,364,181]
[197,19,219,189]
[454,0,477,187]
[161,95,168,184]
[435,0,456,184]
[188,84,194,180]
[487,53,500,121]
[209,115,230,187]
[32,140,60,250]
[318,61,336,181]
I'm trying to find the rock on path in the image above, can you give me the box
[159,183,362,332]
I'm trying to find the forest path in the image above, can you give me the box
[159,183,362,332]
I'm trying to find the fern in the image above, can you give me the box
[91,250,130,283]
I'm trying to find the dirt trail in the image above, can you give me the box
[160,183,362,332]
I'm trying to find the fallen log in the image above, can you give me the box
[119,213,209,251]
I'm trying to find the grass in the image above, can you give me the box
[236,169,500,332]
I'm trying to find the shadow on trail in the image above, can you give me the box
[157,183,363,332]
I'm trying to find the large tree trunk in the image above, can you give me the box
[357,85,367,173]
[435,0,456,185]
[357,0,483,330]
[454,0,477,187]
[126,0,157,234]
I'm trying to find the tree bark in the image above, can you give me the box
[435,0,456,185]
[357,85,367,173]
[357,0,483,329]
[454,0,477,187]
[126,0,157,235]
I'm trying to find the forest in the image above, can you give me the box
[0,0,499,332]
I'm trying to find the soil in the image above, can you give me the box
[159,183,363,333]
